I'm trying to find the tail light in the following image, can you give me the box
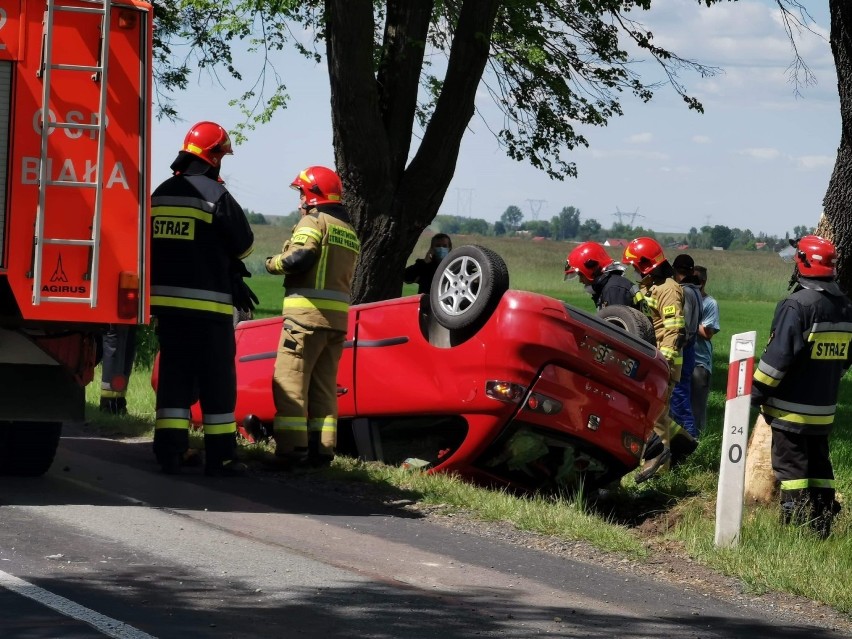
[117,271,139,319]
[485,380,526,403]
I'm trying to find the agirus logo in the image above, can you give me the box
[43,254,86,294]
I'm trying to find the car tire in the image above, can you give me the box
[596,305,656,347]
[430,245,509,330]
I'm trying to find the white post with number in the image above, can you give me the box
[715,330,757,548]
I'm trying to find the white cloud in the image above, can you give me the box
[627,132,653,144]
[737,147,782,160]
[692,135,711,144]
[796,154,835,170]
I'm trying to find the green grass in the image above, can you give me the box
[90,230,852,614]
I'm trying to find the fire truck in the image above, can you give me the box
[0,0,152,475]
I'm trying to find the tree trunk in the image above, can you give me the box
[818,1,852,294]
[325,0,501,304]
[744,414,778,505]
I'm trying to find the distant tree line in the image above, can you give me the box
[427,207,815,251]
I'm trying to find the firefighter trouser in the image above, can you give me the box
[154,316,238,467]
[100,325,137,413]
[690,364,711,436]
[272,319,345,459]
[669,343,696,438]
[770,425,837,533]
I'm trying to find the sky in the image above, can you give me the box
[151,0,838,238]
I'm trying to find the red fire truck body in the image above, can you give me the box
[0,0,152,474]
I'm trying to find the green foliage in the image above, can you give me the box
[500,205,524,231]
[244,209,268,224]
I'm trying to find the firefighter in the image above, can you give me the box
[99,325,137,415]
[265,166,361,468]
[622,237,697,483]
[751,235,852,538]
[150,121,255,477]
[564,241,645,310]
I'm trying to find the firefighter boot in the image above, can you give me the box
[205,458,248,477]
[115,397,128,416]
[670,429,698,468]
[634,448,671,484]
[642,433,664,461]
[811,497,842,540]
[99,398,117,414]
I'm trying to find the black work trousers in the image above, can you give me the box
[154,315,237,466]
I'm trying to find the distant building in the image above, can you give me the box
[603,238,629,247]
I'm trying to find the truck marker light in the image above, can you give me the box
[526,393,562,415]
[117,272,139,319]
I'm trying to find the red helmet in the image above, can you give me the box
[795,235,837,278]
[182,121,233,167]
[565,242,613,281]
[622,237,666,276]
[290,166,342,207]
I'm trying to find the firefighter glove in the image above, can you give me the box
[233,278,259,314]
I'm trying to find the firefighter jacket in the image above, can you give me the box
[591,267,644,310]
[641,275,685,380]
[265,204,360,332]
[151,166,254,322]
[752,278,852,435]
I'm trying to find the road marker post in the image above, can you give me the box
[715,330,757,548]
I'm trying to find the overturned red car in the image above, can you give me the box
[160,245,670,492]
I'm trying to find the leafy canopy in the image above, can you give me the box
[152,0,720,180]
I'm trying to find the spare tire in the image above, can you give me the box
[596,305,656,347]
[430,245,509,330]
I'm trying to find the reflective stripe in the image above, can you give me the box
[155,418,190,431]
[152,295,233,316]
[308,417,336,433]
[285,288,350,303]
[781,478,836,490]
[203,422,236,436]
[152,285,234,316]
[237,245,254,260]
[762,406,835,425]
[100,390,126,399]
[754,369,781,388]
[662,317,685,329]
[645,297,658,309]
[203,412,237,425]
[764,397,836,416]
[151,205,213,224]
[292,227,323,244]
[756,359,784,380]
[151,195,217,213]
[809,321,852,334]
[157,408,191,419]
[273,416,307,432]
[315,239,329,290]
[151,285,233,304]
[283,297,349,313]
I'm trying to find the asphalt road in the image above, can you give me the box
[0,434,847,639]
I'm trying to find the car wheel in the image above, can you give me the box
[430,245,509,330]
[596,305,656,346]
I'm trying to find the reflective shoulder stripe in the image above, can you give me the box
[292,226,324,244]
[762,405,835,425]
[810,321,852,334]
[152,195,217,213]
[754,368,780,387]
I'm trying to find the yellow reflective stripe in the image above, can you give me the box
[315,245,329,290]
[645,297,658,309]
[283,297,349,313]
[238,245,254,259]
[151,205,213,224]
[152,295,233,315]
[155,418,190,431]
[100,390,126,399]
[762,406,835,425]
[781,478,836,490]
[754,369,780,387]
[273,416,307,432]
[659,346,678,359]
[293,227,323,244]
[308,417,336,433]
[204,422,236,435]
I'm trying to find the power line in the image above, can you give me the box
[526,199,546,221]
